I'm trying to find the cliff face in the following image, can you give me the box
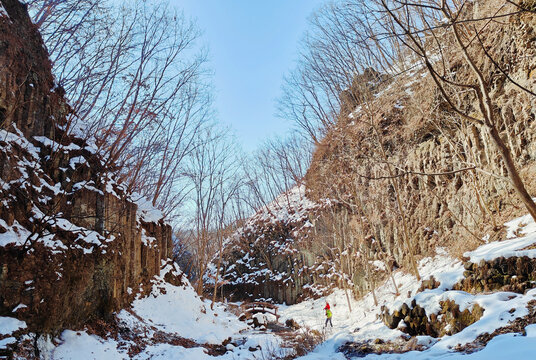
[217,186,337,304]
[304,3,536,265]
[217,1,536,304]
[0,0,172,333]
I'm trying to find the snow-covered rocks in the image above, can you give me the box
[0,317,26,348]
[286,213,536,359]
[216,185,343,304]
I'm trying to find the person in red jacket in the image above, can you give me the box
[324,302,332,328]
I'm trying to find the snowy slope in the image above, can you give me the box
[6,212,536,359]
[41,264,289,360]
[466,213,536,262]
[279,215,536,359]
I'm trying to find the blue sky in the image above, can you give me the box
[175,0,325,152]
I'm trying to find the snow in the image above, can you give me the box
[287,274,536,359]
[0,219,30,247]
[336,323,536,359]
[0,4,7,17]
[33,136,82,152]
[372,260,387,271]
[69,156,86,169]
[1,128,41,161]
[0,316,27,335]
[140,229,156,247]
[219,184,336,289]
[134,344,214,360]
[466,213,536,262]
[71,181,104,195]
[51,331,124,360]
[134,194,165,223]
[0,217,67,251]
[252,312,277,325]
[34,220,536,359]
[50,330,289,360]
[123,279,246,345]
[12,304,27,313]
[105,181,120,198]
[276,251,462,351]
[18,208,536,359]
[245,185,330,230]
[0,317,26,348]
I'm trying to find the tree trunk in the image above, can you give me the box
[211,236,224,310]
[488,125,536,221]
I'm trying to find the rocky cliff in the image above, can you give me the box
[305,2,536,265]
[216,186,338,304]
[0,0,172,334]
[216,1,536,305]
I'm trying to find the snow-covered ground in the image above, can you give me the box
[3,214,536,359]
[279,213,536,359]
[466,213,536,262]
[34,263,289,360]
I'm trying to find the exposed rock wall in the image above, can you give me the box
[217,187,354,304]
[221,219,326,304]
[0,0,62,139]
[218,1,536,305]
[380,299,484,338]
[305,3,536,267]
[0,0,172,333]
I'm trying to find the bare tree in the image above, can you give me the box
[186,126,243,295]
[370,0,536,222]
[243,133,313,213]
[27,0,211,217]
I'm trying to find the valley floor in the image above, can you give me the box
[3,214,536,359]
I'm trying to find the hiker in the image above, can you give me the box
[324,302,333,328]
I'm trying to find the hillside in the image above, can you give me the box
[0,0,172,342]
[217,0,536,304]
[209,0,536,358]
[2,0,536,359]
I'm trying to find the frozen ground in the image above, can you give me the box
[282,213,536,359]
[3,214,536,359]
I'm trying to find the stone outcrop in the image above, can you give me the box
[380,299,484,338]
[304,2,536,274]
[381,255,536,338]
[455,256,536,294]
[220,202,334,304]
[217,187,360,304]
[0,0,172,334]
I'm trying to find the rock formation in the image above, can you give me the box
[216,1,536,305]
[0,0,172,334]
